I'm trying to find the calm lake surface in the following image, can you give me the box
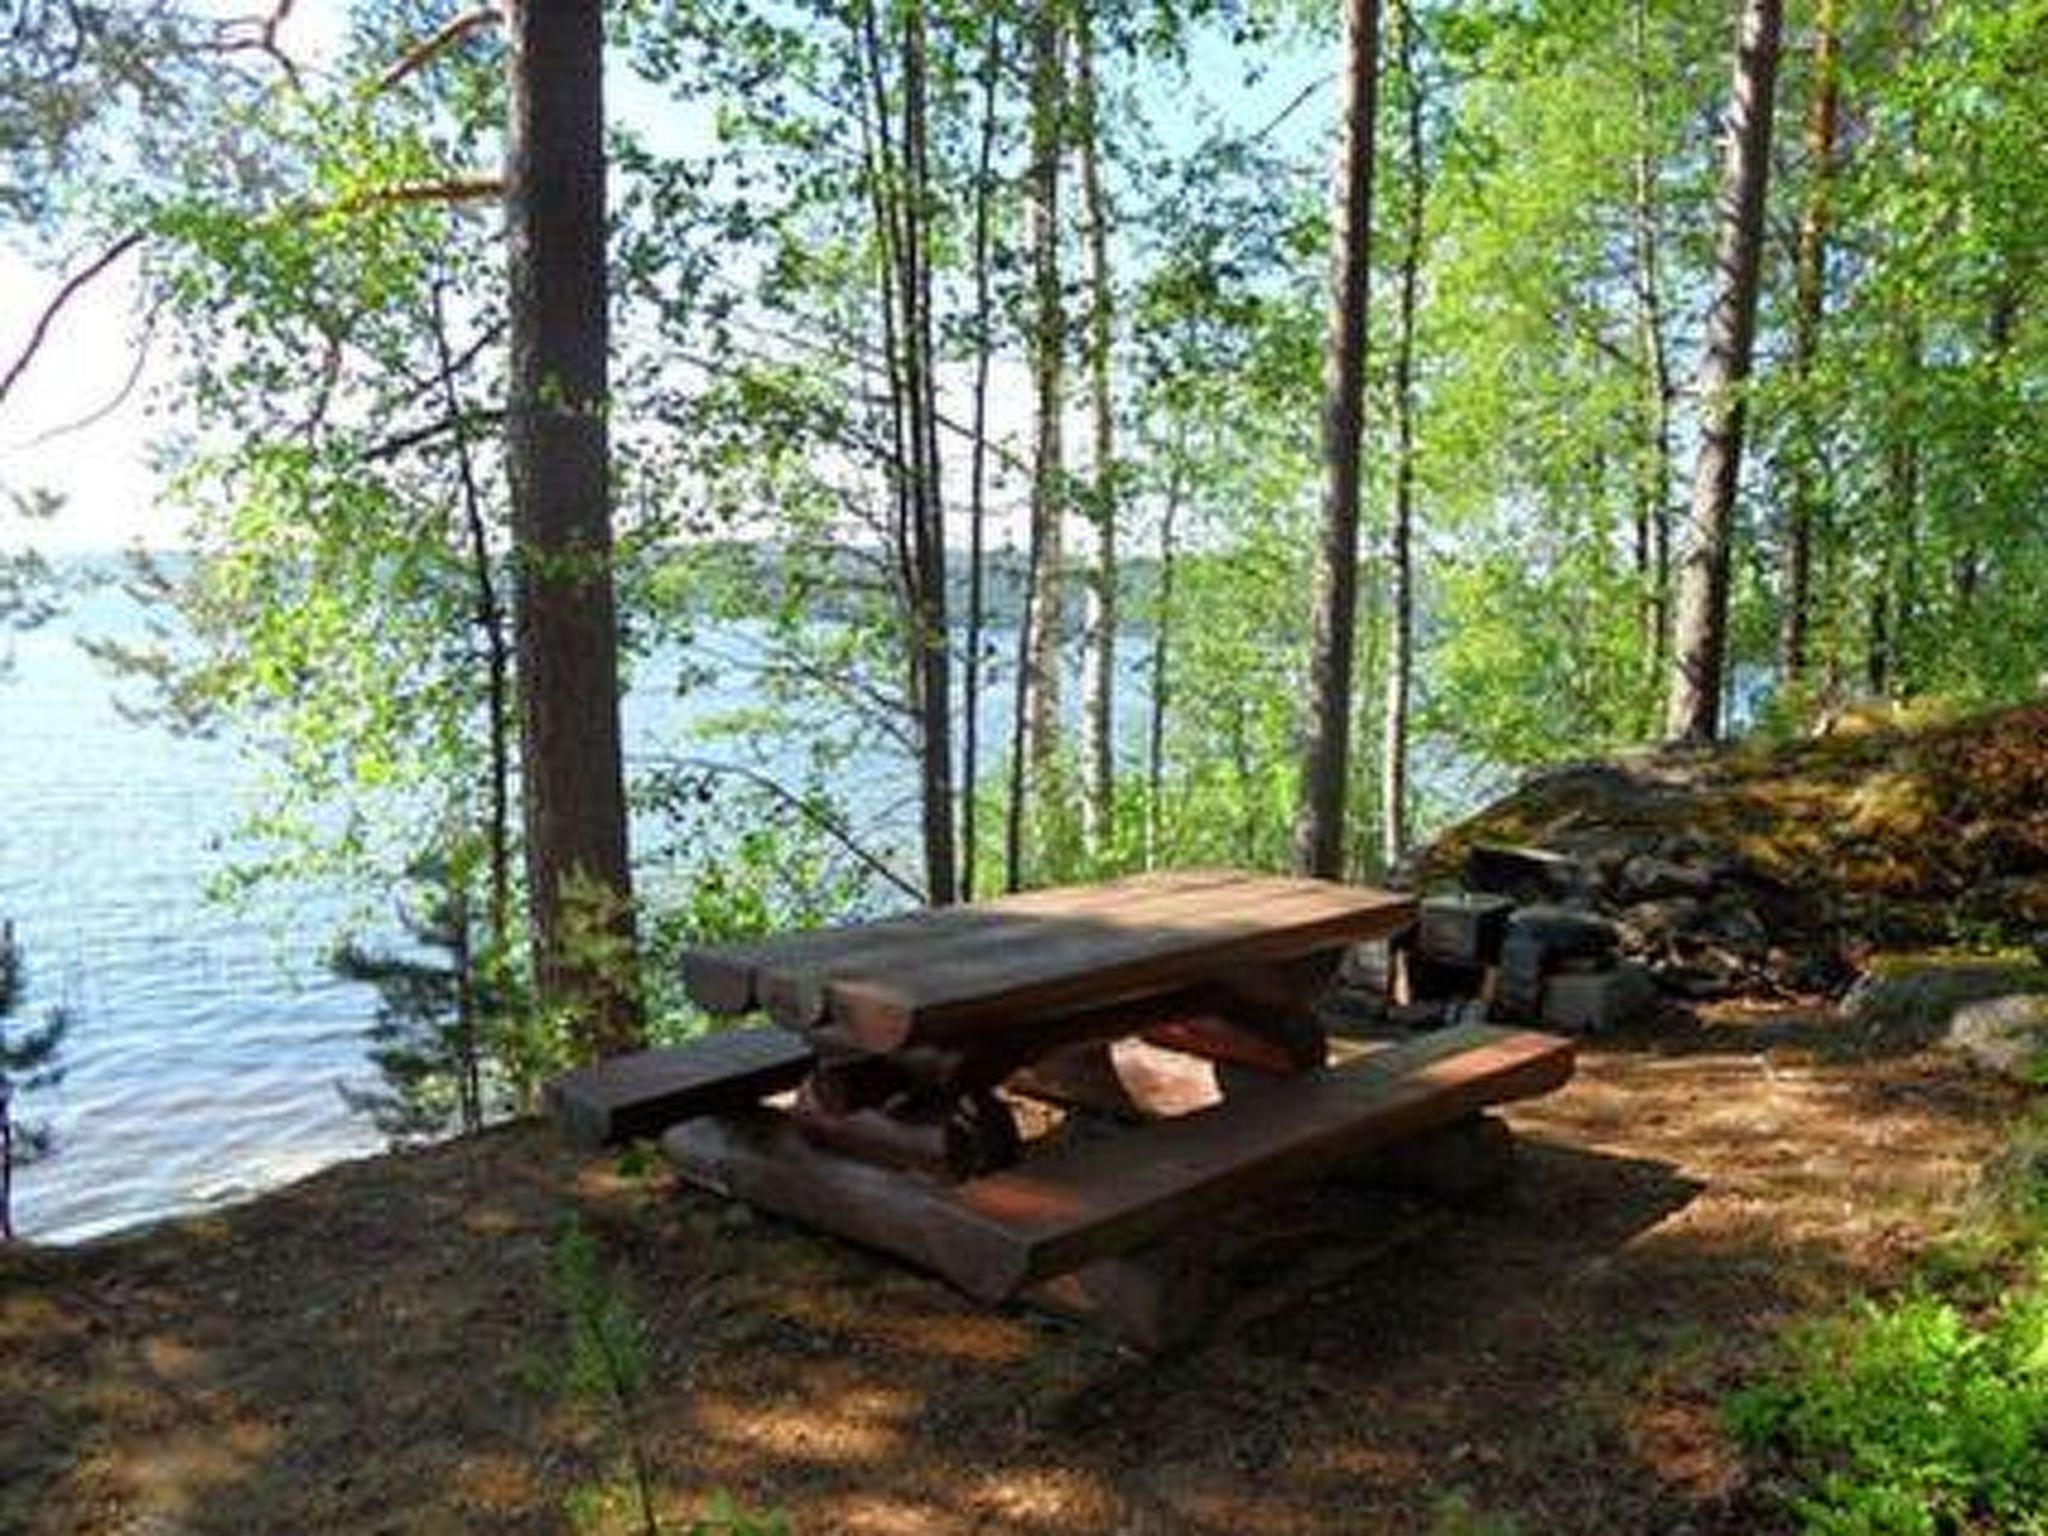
[0,568,1114,1242]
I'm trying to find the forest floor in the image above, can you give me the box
[7,702,2046,1535]
[0,998,2024,1535]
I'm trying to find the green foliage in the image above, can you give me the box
[1730,1287,2048,1534]
[550,1219,790,1536]
[1731,1107,2048,1534]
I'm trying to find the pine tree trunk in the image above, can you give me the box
[1076,12,1118,857]
[506,0,640,1056]
[1382,0,1424,872]
[1778,0,1839,689]
[1664,0,1783,744]
[1297,0,1381,877]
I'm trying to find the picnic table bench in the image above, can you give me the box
[549,869,1575,1340]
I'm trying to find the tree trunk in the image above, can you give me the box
[1146,447,1184,869]
[1018,0,1067,842]
[1076,10,1118,857]
[505,0,640,1056]
[1382,0,1424,872]
[960,13,1003,903]
[1778,0,1839,688]
[1296,0,1381,877]
[900,0,956,905]
[1664,0,1783,744]
[1630,0,1675,680]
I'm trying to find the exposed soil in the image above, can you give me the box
[1,1003,2022,1536]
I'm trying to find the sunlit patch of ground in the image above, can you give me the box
[1,995,2022,1535]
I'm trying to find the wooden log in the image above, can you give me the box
[1024,1239,1223,1354]
[663,1024,1573,1303]
[544,1027,815,1147]
[1009,1038,1230,1120]
[788,1082,1020,1179]
[943,1025,1573,1299]
[828,883,1413,1050]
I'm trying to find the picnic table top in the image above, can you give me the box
[681,868,1415,1051]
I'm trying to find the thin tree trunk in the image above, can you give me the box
[1778,0,1839,687]
[960,13,1003,903]
[1629,0,1676,678]
[1076,10,1117,856]
[900,0,955,904]
[506,0,640,1055]
[855,0,953,905]
[1381,0,1425,872]
[1017,0,1066,869]
[1146,447,1185,868]
[1664,0,1783,744]
[1297,0,1381,877]
[430,269,506,1125]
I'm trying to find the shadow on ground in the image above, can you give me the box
[0,1023,2021,1535]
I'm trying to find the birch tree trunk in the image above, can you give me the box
[1017,0,1067,840]
[506,0,640,1056]
[1296,0,1381,877]
[1664,0,1783,744]
[960,13,1002,903]
[1077,10,1118,857]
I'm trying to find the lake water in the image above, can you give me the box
[0,571,1116,1242]
[3,576,397,1241]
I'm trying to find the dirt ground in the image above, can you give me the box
[0,1006,2022,1536]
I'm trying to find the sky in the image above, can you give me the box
[0,2,1333,554]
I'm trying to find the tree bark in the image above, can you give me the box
[960,12,1003,903]
[1296,0,1381,877]
[1019,0,1067,836]
[1146,446,1184,869]
[900,0,956,904]
[1076,10,1118,857]
[1382,0,1424,872]
[1778,0,1839,688]
[505,0,640,1056]
[1629,0,1675,679]
[1664,0,1783,744]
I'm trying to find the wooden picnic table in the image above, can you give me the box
[548,869,1576,1343]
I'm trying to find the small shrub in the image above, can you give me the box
[1728,1288,2048,1533]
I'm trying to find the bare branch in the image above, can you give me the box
[13,302,161,446]
[377,7,503,94]
[0,231,146,409]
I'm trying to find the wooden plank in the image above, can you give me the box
[827,881,1415,1049]
[943,1024,1572,1298]
[545,1027,814,1147]
[681,869,1246,1017]
[664,1024,1573,1304]
[752,869,1259,1028]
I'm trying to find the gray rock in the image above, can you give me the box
[1946,994,2048,1084]
[1541,964,1661,1033]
